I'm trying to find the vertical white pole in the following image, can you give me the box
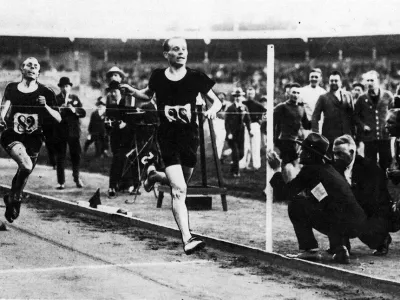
[266,45,275,252]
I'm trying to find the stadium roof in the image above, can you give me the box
[1,0,400,41]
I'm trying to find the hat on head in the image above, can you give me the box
[295,132,331,161]
[96,97,106,106]
[58,77,73,87]
[106,66,125,79]
[106,80,120,92]
[231,87,245,97]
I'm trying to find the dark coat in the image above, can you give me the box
[224,103,251,139]
[347,155,392,219]
[88,110,106,136]
[312,91,355,143]
[354,89,394,142]
[242,99,266,124]
[55,93,86,139]
[273,101,310,141]
[271,163,367,236]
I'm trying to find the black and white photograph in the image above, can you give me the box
[1,0,400,299]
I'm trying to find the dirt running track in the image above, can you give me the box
[0,196,395,300]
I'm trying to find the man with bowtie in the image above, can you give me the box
[54,77,86,189]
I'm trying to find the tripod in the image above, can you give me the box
[122,124,159,204]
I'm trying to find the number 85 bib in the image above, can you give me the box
[13,113,39,134]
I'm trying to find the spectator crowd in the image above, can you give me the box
[3,50,400,262]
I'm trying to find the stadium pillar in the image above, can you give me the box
[45,47,50,61]
[104,49,108,63]
[17,45,22,61]
[305,50,310,62]
[265,45,274,252]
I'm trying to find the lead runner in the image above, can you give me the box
[0,57,61,223]
[120,37,222,254]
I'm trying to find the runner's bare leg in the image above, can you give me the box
[165,164,193,243]
[8,143,35,199]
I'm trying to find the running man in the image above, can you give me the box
[0,57,61,223]
[120,37,222,254]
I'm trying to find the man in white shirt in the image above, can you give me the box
[300,68,326,121]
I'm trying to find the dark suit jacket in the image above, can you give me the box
[55,93,86,139]
[271,163,367,235]
[242,99,266,124]
[88,110,106,136]
[225,103,251,139]
[312,90,355,142]
[347,155,392,219]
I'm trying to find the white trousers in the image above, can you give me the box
[212,118,226,159]
[239,122,261,170]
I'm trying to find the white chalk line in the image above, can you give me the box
[0,260,210,274]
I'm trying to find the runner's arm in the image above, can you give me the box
[119,84,154,101]
[0,100,10,121]
[44,102,62,123]
[203,89,222,120]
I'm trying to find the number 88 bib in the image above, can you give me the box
[13,113,39,134]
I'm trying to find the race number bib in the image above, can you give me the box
[311,182,328,202]
[13,113,39,134]
[164,103,191,124]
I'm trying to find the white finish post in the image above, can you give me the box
[265,45,275,252]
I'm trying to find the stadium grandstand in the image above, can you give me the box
[0,0,400,98]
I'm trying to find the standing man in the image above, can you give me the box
[0,57,61,223]
[351,82,365,103]
[225,87,252,177]
[106,66,134,107]
[351,82,366,155]
[105,81,137,198]
[54,77,86,189]
[213,92,230,160]
[240,86,266,170]
[274,83,310,181]
[354,71,394,171]
[84,97,109,158]
[300,68,326,122]
[312,70,355,151]
[120,37,222,254]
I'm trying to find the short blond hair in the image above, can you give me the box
[333,134,356,152]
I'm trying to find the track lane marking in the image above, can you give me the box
[0,260,210,274]
[6,224,212,300]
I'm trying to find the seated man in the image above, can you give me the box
[332,135,393,256]
[268,133,367,264]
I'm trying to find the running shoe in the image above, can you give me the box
[144,171,157,192]
[108,188,117,199]
[75,179,84,188]
[4,195,20,223]
[184,236,206,255]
